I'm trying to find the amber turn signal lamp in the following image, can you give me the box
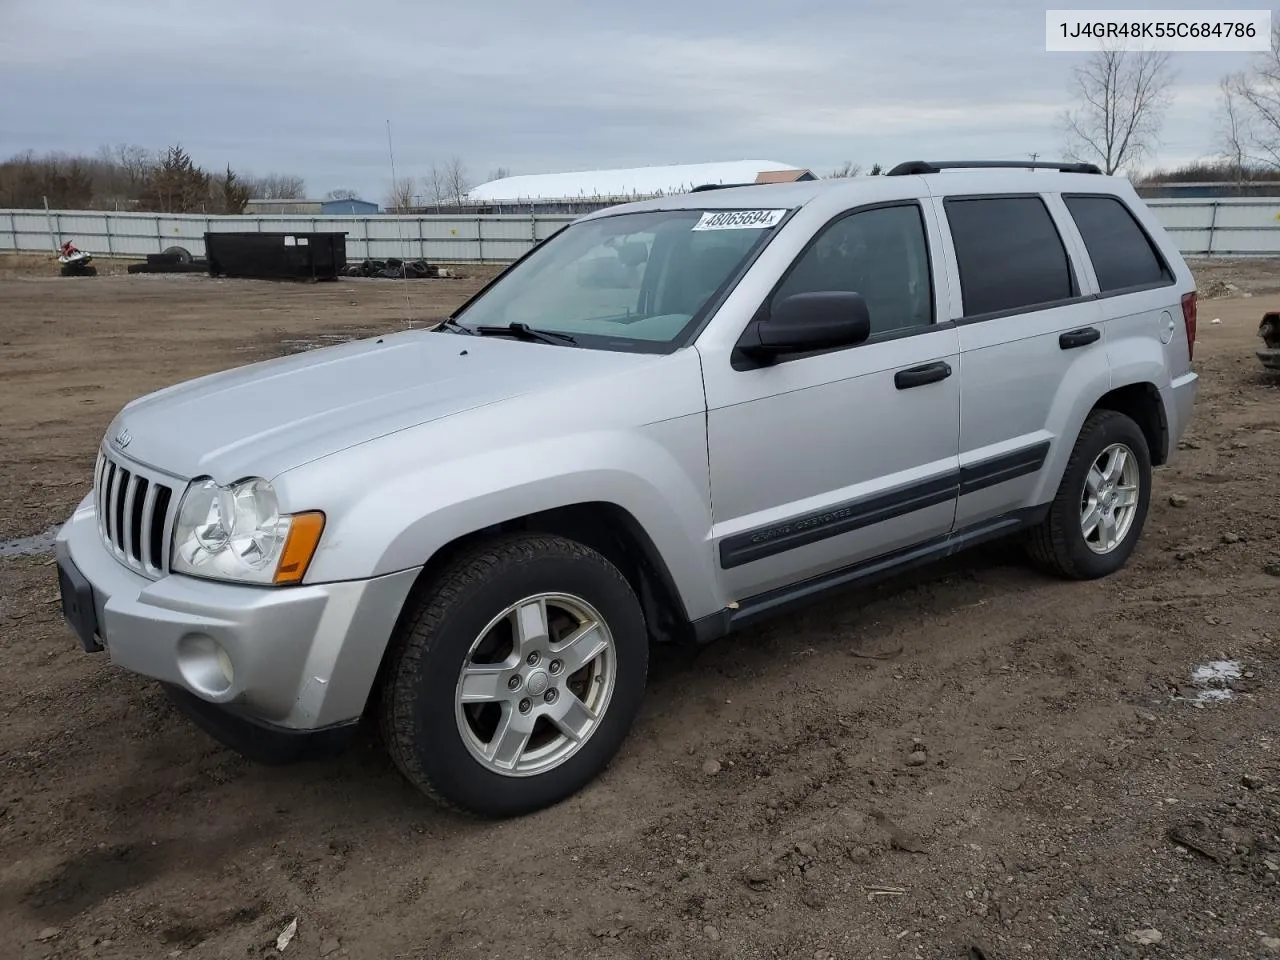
[274,512,326,584]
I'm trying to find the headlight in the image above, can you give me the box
[171,477,324,585]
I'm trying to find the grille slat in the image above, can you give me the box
[151,485,173,574]
[130,478,149,562]
[138,481,158,569]
[104,462,120,549]
[94,447,178,578]
[113,469,130,554]
[94,452,107,542]
[121,473,140,561]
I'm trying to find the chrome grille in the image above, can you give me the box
[95,447,178,578]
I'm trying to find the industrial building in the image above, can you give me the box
[243,198,380,216]
[465,161,814,213]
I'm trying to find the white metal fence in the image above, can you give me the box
[0,209,576,263]
[3,198,1280,262]
[1141,197,1280,256]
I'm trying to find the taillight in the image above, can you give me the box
[1181,291,1197,361]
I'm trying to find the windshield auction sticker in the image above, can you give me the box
[692,210,787,231]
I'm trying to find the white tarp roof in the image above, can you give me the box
[468,160,801,201]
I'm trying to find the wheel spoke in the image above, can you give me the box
[1086,465,1105,496]
[513,599,550,654]
[486,706,533,770]
[553,620,609,675]
[1100,510,1119,550]
[1115,485,1139,508]
[547,692,597,743]
[458,663,508,703]
[1104,447,1129,485]
[1081,503,1102,539]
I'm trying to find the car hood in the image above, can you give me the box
[106,329,656,482]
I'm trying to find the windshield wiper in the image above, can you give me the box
[472,322,576,345]
[434,317,475,335]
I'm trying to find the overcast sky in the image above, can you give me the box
[0,1,1256,201]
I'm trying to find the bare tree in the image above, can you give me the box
[421,165,447,208]
[416,159,471,209]
[1217,75,1250,186]
[827,161,862,178]
[103,143,153,189]
[387,175,416,212]
[246,173,307,199]
[1061,46,1175,175]
[1219,26,1280,171]
[440,156,470,204]
[487,166,512,181]
[324,188,360,200]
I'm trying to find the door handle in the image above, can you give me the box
[1059,327,1101,350]
[894,360,952,390]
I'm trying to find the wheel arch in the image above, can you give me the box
[1090,380,1168,465]
[1031,374,1168,510]
[406,500,694,644]
[364,500,696,721]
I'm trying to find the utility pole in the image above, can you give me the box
[43,195,57,252]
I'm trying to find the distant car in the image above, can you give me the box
[55,159,1198,817]
[1259,312,1280,372]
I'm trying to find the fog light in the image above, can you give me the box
[216,646,234,686]
[176,633,235,697]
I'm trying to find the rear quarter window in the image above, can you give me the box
[1063,194,1173,293]
[943,196,1076,318]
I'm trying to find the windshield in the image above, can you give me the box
[452,208,788,350]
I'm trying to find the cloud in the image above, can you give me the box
[0,0,1254,198]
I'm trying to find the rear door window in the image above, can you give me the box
[1063,194,1173,293]
[943,196,1076,318]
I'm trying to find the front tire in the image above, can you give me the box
[1026,409,1152,580]
[379,534,648,817]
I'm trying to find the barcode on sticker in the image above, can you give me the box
[692,209,786,231]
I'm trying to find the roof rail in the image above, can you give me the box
[689,182,756,192]
[885,160,1104,176]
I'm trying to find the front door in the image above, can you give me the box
[700,201,962,602]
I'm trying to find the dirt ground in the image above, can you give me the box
[1,255,1278,960]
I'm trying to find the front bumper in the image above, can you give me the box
[54,495,419,732]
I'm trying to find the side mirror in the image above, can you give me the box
[745,291,871,358]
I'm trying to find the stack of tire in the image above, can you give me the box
[126,246,209,274]
[344,258,449,279]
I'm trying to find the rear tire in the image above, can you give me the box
[1026,409,1151,580]
[379,534,648,817]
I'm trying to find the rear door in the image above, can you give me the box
[934,193,1108,530]
[1059,191,1183,412]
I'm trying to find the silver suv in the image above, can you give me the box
[56,160,1198,816]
